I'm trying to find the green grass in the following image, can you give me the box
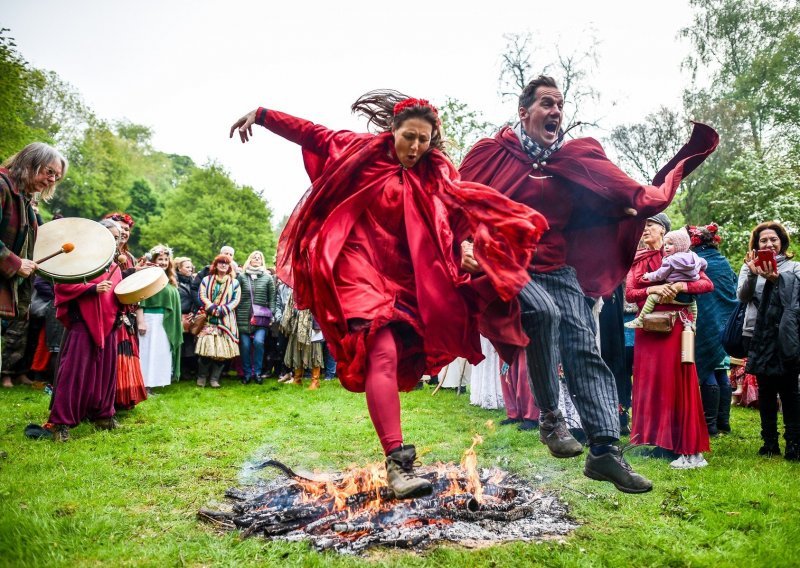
[1,377,799,567]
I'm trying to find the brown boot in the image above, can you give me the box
[385,445,433,499]
[292,368,303,385]
[52,424,70,442]
[309,367,321,390]
[539,410,584,458]
[93,417,119,431]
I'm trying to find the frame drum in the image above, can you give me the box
[114,266,168,304]
[34,218,117,283]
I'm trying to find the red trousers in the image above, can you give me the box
[365,326,404,454]
[501,350,540,421]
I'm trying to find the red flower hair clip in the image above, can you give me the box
[688,222,722,246]
[104,211,135,228]
[393,97,439,119]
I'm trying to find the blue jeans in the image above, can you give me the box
[240,328,267,377]
[323,342,337,378]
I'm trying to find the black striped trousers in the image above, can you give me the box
[518,267,620,442]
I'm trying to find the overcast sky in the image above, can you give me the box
[5,0,696,221]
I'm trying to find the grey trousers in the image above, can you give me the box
[518,267,620,442]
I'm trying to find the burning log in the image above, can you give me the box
[304,510,349,533]
[344,487,396,509]
[413,493,480,513]
[332,522,383,534]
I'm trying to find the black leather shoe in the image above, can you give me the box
[499,417,522,426]
[518,419,539,431]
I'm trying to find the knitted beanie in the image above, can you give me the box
[665,228,691,254]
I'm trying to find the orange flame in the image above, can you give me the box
[460,434,484,502]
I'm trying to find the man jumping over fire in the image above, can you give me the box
[459,75,718,493]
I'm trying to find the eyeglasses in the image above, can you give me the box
[41,166,62,182]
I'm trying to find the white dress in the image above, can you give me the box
[469,336,505,409]
[139,312,172,388]
[438,357,471,389]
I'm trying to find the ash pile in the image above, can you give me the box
[199,449,578,555]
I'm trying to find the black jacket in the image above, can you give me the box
[177,273,195,314]
[746,267,800,376]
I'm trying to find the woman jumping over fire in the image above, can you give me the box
[230,91,546,499]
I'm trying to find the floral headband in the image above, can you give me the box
[104,212,135,228]
[146,244,173,260]
[688,223,722,247]
[393,97,439,120]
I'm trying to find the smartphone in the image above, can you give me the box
[756,249,778,273]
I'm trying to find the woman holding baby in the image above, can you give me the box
[625,213,714,469]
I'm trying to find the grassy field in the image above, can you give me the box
[1,376,798,567]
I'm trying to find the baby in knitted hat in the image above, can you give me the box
[625,228,708,329]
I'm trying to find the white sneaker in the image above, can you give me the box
[670,455,691,469]
[688,453,708,468]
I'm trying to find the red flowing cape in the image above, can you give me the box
[54,268,122,350]
[459,123,718,361]
[460,122,719,298]
[269,111,546,392]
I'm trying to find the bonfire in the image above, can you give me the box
[199,435,577,554]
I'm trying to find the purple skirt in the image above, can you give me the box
[49,321,118,427]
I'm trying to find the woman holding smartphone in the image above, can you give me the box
[738,221,800,460]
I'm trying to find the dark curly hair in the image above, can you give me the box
[351,89,444,152]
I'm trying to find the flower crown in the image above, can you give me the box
[393,97,439,120]
[104,212,135,228]
[688,223,722,247]
[146,244,173,260]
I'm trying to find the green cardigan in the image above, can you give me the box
[236,271,276,331]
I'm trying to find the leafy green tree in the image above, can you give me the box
[703,149,800,263]
[26,69,95,150]
[140,164,276,267]
[439,97,495,166]
[681,0,800,156]
[49,124,133,218]
[127,179,162,251]
[0,29,48,159]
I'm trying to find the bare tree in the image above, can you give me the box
[608,107,689,183]
[497,30,602,129]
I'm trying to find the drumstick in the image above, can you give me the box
[106,254,127,280]
[34,242,75,264]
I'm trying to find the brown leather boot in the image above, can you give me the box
[385,445,433,499]
[292,368,303,385]
[309,367,321,390]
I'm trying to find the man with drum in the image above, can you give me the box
[1,143,67,387]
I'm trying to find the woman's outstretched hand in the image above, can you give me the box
[230,110,259,143]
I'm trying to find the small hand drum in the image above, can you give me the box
[114,266,169,304]
[34,218,116,283]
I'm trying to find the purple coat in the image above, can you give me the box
[644,251,708,283]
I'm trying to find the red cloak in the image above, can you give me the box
[459,123,718,361]
[260,110,547,392]
[54,267,122,350]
